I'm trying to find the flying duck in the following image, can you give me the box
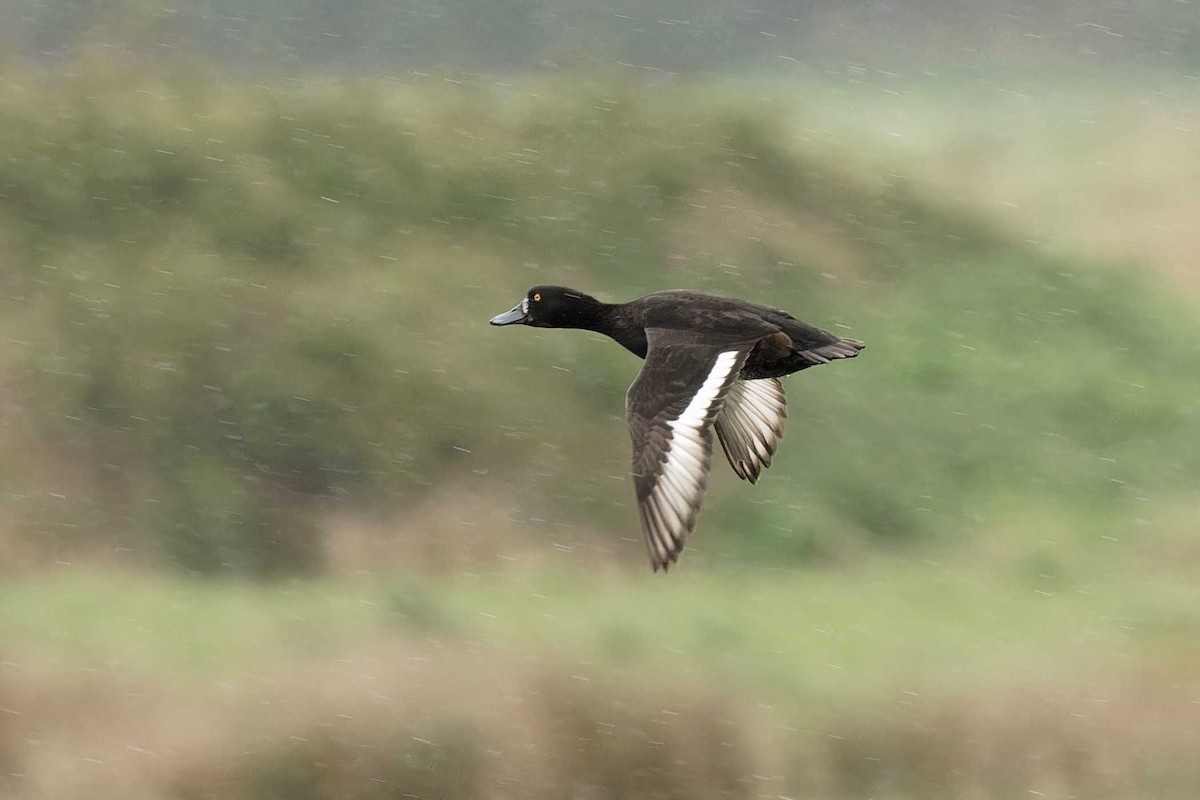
[490,286,864,571]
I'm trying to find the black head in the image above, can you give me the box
[489,286,601,329]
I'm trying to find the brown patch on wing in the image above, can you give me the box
[751,331,794,361]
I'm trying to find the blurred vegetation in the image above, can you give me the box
[782,73,1200,291]
[0,32,1197,798]
[5,562,1200,799]
[0,4,1197,799]
[1,55,1199,575]
[2,0,1197,72]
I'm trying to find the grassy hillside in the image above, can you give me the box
[785,71,1200,288]
[1,56,1198,575]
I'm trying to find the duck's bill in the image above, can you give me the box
[489,304,528,326]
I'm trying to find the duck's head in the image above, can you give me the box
[489,286,600,328]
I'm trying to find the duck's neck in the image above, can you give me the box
[571,299,647,359]
[554,292,607,331]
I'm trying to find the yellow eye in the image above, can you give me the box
[533,293,541,302]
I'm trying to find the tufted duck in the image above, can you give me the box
[491,286,864,571]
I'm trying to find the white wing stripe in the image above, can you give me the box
[666,446,704,477]
[655,494,686,531]
[655,477,690,521]
[657,463,691,498]
[662,483,697,523]
[670,350,740,433]
[640,349,742,565]
[652,497,685,552]
[644,510,669,562]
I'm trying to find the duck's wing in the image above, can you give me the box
[625,329,759,572]
[777,314,866,366]
[714,378,787,484]
[796,335,865,366]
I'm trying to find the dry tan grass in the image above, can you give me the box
[820,658,1200,800]
[320,487,629,577]
[0,641,764,799]
[3,638,1200,800]
[322,490,539,576]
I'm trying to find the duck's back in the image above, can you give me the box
[627,290,789,335]
[629,290,837,343]
[624,290,862,379]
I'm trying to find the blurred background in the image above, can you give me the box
[0,1,1199,798]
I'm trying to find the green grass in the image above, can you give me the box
[6,553,1200,798]
[7,541,1198,703]
[0,570,384,678]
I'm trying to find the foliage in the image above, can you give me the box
[5,561,1200,799]
[2,0,1198,73]
[2,58,1199,573]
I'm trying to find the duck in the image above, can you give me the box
[490,286,864,572]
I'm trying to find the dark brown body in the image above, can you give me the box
[588,290,862,379]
